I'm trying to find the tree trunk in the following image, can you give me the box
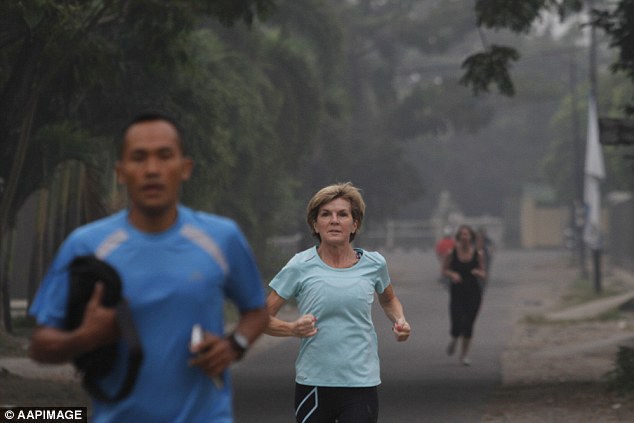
[27,187,50,307]
[0,94,39,333]
[0,2,117,334]
[1,229,14,334]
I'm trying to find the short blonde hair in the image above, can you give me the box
[306,182,366,242]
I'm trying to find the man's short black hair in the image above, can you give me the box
[119,111,186,158]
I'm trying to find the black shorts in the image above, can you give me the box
[294,383,378,423]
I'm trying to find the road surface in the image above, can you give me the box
[232,248,564,422]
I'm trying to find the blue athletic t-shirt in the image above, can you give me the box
[29,205,265,423]
[269,247,390,387]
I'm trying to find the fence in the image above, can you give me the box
[350,217,503,251]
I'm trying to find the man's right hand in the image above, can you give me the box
[78,282,120,349]
[29,282,120,364]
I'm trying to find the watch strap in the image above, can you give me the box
[228,332,249,360]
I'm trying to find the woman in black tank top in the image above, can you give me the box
[441,224,486,366]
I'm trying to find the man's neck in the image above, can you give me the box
[128,207,178,233]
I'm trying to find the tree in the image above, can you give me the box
[461,1,634,194]
[461,0,634,113]
[541,73,634,200]
[269,0,497,223]
[594,0,634,114]
[0,0,274,332]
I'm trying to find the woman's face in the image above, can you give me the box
[457,227,472,245]
[314,197,358,246]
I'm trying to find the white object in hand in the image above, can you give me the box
[190,324,223,390]
[191,324,203,346]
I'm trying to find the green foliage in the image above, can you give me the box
[475,0,546,33]
[540,73,634,200]
[460,45,520,96]
[560,275,619,307]
[4,0,607,310]
[201,0,276,27]
[0,1,289,317]
[394,1,475,54]
[593,0,634,113]
[606,346,634,394]
[269,0,344,84]
[463,0,634,106]
[595,308,622,322]
[475,0,583,32]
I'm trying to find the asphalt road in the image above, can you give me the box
[232,248,563,422]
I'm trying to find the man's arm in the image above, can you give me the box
[188,307,269,378]
[233,306,270,347]
[29,283,119,364]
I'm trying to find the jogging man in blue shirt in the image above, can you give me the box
[29,112,269,422]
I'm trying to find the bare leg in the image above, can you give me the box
[460,337,471,366]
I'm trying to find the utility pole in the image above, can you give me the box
[589,0,598,112]
[569,50,587,277]
[587,0,602,293]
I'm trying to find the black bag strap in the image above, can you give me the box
[66,255,144,403]
[83,301,144,402]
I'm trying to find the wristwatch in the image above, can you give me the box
[228,331,249,360]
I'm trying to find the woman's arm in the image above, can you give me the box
[442,251,461,283]
[472,249,487,280]
[264,291,317,338]
[378,285,411,342]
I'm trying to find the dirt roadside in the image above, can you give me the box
[481,257,634,422]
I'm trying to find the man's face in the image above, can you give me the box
[116,120,193,216]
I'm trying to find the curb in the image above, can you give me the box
[545,291,634,322]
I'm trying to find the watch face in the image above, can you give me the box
[233,332,249,350]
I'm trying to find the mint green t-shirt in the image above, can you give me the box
[269,246,390,387]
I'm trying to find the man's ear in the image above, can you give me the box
[181,157,194,181]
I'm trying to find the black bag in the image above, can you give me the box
[65,255,143,402]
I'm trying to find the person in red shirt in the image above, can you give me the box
[435,226,455,287]
[435,226,455,262]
